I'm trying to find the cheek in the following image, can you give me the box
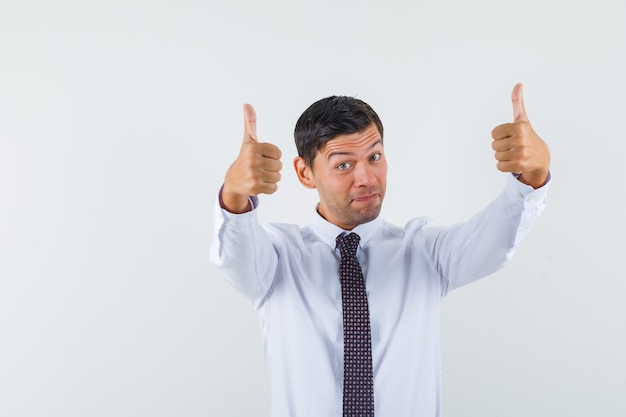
[322,178,351,202]
[376,164,388,183]
[324,173,349,188]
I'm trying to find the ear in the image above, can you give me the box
[293,156,316,189]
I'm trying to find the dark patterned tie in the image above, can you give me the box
[336,232,375,417]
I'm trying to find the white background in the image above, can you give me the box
[1,0,625,416]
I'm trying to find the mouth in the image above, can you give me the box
[351,193,380,203]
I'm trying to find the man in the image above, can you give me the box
[210,83,550,417]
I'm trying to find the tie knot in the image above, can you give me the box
[336,232,360,260]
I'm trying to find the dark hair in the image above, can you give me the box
[294,96,384,167]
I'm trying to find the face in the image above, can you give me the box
[294,124,387,230]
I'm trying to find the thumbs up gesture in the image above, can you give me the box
[491,83,550,188]
[222,104,283,213]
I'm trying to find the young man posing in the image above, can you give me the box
[211,84,550,417]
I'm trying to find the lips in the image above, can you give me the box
[350,190,381,203]
[354,194,378,201]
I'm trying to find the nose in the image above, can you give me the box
[353,163,376,187]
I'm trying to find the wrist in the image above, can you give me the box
[220,187,252,213]
[518,168,549,189]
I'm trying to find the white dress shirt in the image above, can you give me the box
[210,174,549,417]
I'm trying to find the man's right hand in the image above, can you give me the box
[221,104,283,213]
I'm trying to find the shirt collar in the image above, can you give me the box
[309,204,382,250]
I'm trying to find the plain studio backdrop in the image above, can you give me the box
[1,0,625,416]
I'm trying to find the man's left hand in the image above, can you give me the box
[491,83,551,188]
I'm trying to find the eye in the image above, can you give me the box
[337,162,351,170]
[370,153,382,161]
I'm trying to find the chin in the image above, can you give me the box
[354,207,382,225]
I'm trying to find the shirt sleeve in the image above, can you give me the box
[209,189,278,304]
[420,173,550,296]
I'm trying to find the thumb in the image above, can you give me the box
[242,103,258,142]
[512,83,529,123]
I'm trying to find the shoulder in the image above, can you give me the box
[375,217,442,241]
[262,221,313,243]
[381,216,441,231]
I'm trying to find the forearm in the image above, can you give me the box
[427,173,549,293]
[210,194,278,301]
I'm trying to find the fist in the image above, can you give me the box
[222,104,283,213]
[491,83,550,188]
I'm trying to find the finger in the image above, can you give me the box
[243,103,258,142]
[260,158,283,173]
[492,138,513,152]
[258,181,279,195]
[258,143,282,160]
[261,171,282,184]
[512,83,529,123]
[491,122,514,140]
[494,149,514,162]
[496,160,520,173]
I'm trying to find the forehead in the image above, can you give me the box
[318,124,382,157]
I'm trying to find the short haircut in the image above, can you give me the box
[294,96,384,167]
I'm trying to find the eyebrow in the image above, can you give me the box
[326,139,383,160]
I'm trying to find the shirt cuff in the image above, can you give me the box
[217,184,259,213]
[506,171,551,206]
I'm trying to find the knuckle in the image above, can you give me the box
[266,183,278,194]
